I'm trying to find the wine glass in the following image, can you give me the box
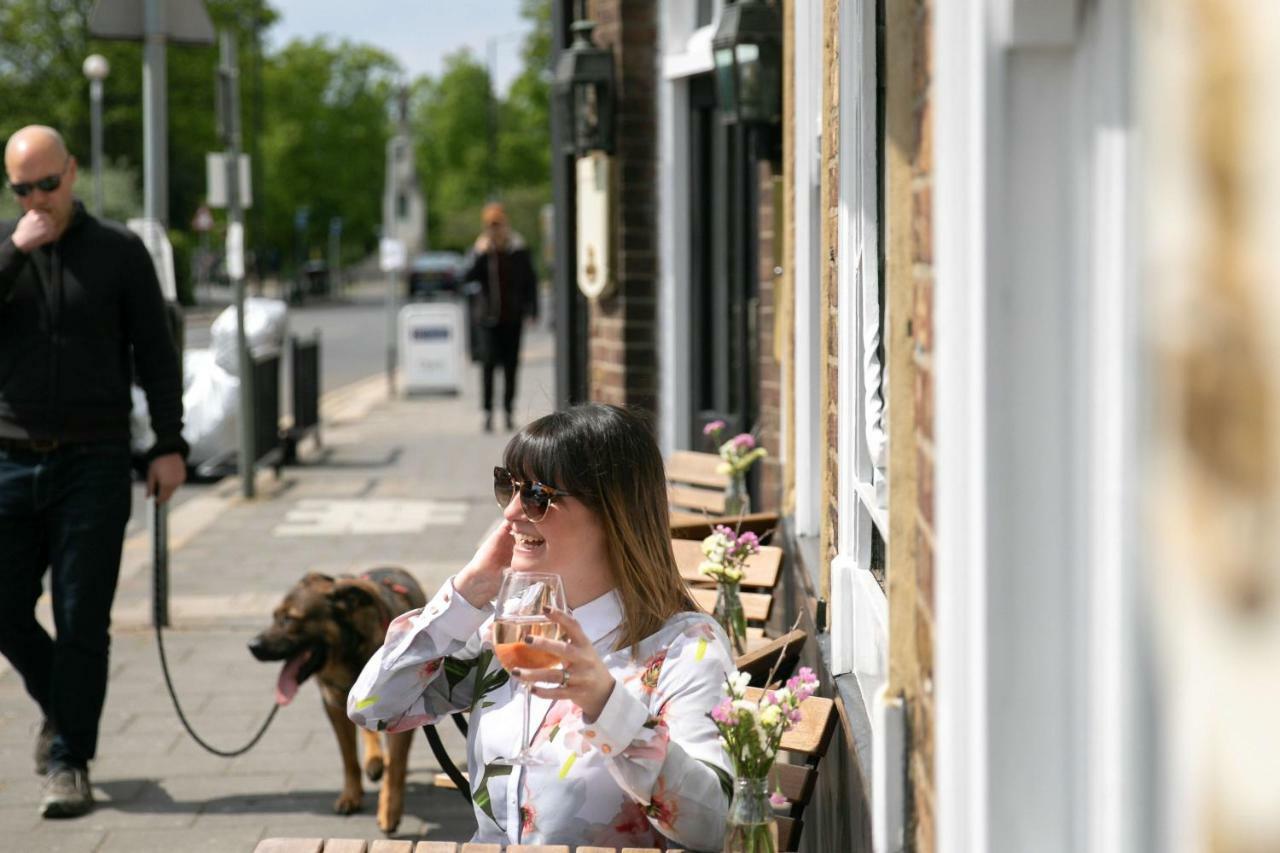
[491,570,567,766]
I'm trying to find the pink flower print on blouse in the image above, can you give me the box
[586,798,659,848]
[383,611,416,645]
[521,801,537,836]
[637,649,668,696]
[622,715,671,762]
[532,700,583,749]
[644,774,681,830]
[418,658,442,680]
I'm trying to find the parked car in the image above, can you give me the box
[408,251,463,299]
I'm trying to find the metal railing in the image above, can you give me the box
[282,332,321,463]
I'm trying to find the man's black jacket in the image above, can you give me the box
[0,202,186,458]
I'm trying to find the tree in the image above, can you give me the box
[410,0,552,267]
[0,0,278,232]
[259,37,401,271]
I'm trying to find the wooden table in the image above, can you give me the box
[253,841,700,853]
[673,538,783,590]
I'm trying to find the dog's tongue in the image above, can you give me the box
[275,650,312,706]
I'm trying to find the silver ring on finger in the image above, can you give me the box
[560,668,570,687]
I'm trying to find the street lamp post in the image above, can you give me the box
[486,31,523,198]
[82,54,110,216]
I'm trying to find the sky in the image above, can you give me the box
[267,0,532,95]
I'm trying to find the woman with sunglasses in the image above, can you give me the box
[349,403,736,850]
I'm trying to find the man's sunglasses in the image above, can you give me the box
[9,161,69,197]
[493,466,574,522]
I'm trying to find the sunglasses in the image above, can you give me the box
[8,161,69,197]
[493,466,574,523]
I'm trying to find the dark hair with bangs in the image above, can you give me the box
[503,403,698,653]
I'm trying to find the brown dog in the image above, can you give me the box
[249,568,427,833]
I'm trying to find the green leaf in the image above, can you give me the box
[443,655,476,699]
[472,762,515,827]
[698,759,735,801]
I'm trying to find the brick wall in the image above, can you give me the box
[587,0,659,412]
[819,0,842,583]
[781,0,797,517]
[908,0,937,848]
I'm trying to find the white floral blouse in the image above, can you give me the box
[347,577,737,851]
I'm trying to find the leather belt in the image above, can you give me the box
[0,437,63,453]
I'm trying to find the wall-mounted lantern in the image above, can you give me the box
[554,18,616,155]
[712,0,782,125]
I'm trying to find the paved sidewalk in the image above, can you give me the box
[0,328,558,852]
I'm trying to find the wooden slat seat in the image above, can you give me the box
[688,586,772,623]
[254,841,323,853]
[666,450,729,489]
[667,483,726,515]
[735,629,807,687]
[673,538,783,590]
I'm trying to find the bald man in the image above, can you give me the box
[0,126,187,818]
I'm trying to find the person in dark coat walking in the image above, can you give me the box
[0,126,187,819]
[463,202,538,432]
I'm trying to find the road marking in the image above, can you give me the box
[272,498,467,536]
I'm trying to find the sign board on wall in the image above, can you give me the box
[575,152,614,299]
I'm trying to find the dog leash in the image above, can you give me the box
[423,716,473,804]
[153,620,281,756]
[151,499,280,757]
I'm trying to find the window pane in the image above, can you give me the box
[696,0,714,29]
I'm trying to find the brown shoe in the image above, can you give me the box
[40,766,93,819]
[34,720,55,776]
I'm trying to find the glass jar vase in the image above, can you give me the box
[723,775,779,853]
[723,472,751,517]
[714,581,748,656]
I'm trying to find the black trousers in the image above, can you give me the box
[480,322,524,415]
[0,442,132,770]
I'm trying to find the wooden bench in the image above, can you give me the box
[665,450,729,524]
[734,629,807,687]
[688,586,773,625]
[253,842,694,853]
[673,537,783,591]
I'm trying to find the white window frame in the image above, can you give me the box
[934,1,1148,851]
[830,1,898,847]
[831,0,886,704]
[792,0,824,538]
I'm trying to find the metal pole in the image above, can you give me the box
[89,79,104,216]
[487,37,498,198]
[251,0,266,294]
[143,0,168,225]
[221,30,255,499]
[328,218,341,296]
[386,266,398,396]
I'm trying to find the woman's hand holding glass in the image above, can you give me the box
[512,607,617,723]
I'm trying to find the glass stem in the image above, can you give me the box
[519,683,533,753]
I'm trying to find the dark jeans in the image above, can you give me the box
[480,322,524,415]
[0,442,132,770]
